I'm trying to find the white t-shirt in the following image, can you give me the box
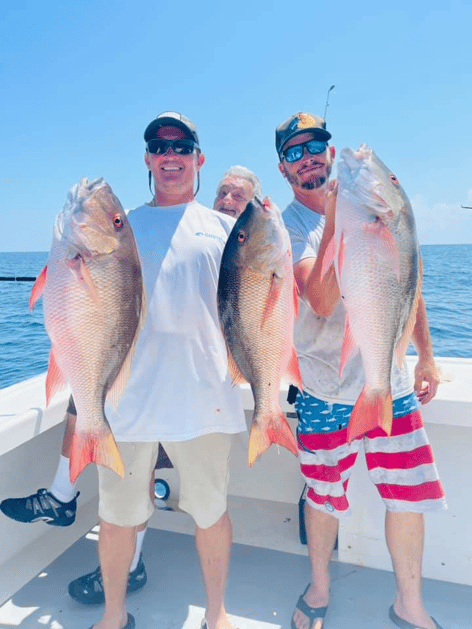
[283,197,413,405]
[106,200,246,441]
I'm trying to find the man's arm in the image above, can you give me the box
[411,294,440,404]
[293,183,340,316]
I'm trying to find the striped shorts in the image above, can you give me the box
[295,391,446,518]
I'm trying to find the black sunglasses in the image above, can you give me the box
[281,139,328,163]
[146,138,198,156]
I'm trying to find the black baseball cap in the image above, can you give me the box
[275,112,331,158]
[144,111,199,145]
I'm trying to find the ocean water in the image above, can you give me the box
[0,245,471,391]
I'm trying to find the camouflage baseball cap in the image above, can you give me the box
[275,112,331,157]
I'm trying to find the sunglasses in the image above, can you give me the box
[281,139,328,163]
[146,138,198,156]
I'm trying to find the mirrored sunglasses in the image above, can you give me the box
[146,138,198,156]
[282,139,328,163]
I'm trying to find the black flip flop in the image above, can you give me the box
[291,584,328,629]
[389,605,444,629]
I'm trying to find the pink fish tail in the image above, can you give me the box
[347,388,393,443]
[247,411,298,467]
[69,428,125,483]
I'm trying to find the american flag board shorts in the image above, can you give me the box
[295,391,446,518]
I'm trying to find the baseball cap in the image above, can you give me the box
[144,111,199,145]
[275,112,331,157]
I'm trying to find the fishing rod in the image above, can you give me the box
[323,85,335,120]
[0,276,36,281]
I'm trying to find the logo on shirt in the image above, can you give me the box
[195,232,225,244]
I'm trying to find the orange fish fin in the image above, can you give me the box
[394,257,423,368]
[29,265,48,310]
[340,316,358,376]
[247,411,298,467]
[45,347,67,406]
[67,255,101,305]
[320,236,336,280]
[347,389,393,443]
[69,427,125,484]
[285,346,303,390]
[261,275,282,329]
[226,348,247,385]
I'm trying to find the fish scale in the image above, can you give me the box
[323,145,421,442]
[30,178,145,482]
[217,197,303,466]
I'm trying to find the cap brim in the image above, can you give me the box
[144,117,197,143]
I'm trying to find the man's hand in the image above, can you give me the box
[414,356,440,404]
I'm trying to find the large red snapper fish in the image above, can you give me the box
[322,145,421,442]
[217,197,303,466]
[30,178,145,482]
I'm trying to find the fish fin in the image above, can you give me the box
[347,389,393,443]
[285,346,303,390]
[68,255,101,305]
[337,232,346,274]
[293,279,299,318]
[107,284,147,408]
[261,275,282,329]
[394,257,423,368]
[45,348,67,406]
[320,236,336,280]
[226,348,247,385]
[367,222,400,280]
[29,265,48,310]
[69,426,125,483]
[247,410,298,467]
[339,316,358,376]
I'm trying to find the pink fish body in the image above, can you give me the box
[323,145,421,442]
[217,197,302,466]
[30,178,145,481]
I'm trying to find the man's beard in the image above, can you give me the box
[286,161,332,190]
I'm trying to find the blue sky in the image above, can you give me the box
[1,0,471,251]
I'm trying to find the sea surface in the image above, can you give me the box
[0,245,471,391]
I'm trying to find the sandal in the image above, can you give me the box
[389,605,445,629]
[291,584,328,629]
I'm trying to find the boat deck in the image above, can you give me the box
[0,497,470,629]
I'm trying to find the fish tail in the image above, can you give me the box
[347,388,393,443]
[69,427,125,483]
[247,411,298,467]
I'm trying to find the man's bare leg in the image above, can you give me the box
[292,504,338,629]
[386,511,435,629]
[91,519,136,629]
[196,510,233,629]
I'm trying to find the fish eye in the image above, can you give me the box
[113,215,124,229]
[237,231,246,243]
[390,174,399,185]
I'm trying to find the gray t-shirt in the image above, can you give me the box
[283,197,412,405]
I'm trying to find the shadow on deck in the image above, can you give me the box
[0,525,471,629]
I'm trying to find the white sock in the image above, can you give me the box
[48,455,77,503]
[130,528,146,572]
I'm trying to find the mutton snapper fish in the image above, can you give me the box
[30,178,145,482]
[322,145,421,442]
[217,197,303,466]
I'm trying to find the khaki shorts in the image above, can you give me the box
[98,433,232,529]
